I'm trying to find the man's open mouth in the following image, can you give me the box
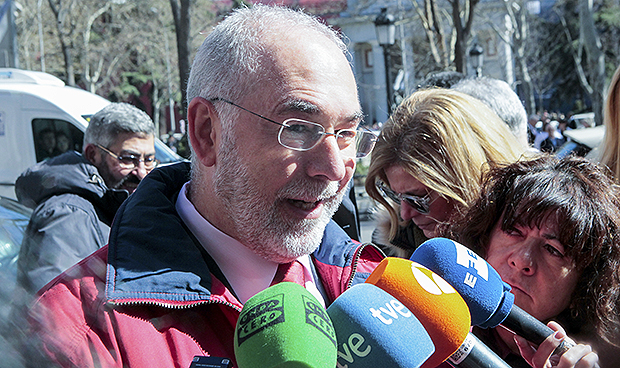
[287,198,322,210]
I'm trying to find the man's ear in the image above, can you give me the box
[83,144,99,165]
[188,97,218,167]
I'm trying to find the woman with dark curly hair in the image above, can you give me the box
[448,155,620,368]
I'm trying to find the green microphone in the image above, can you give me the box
[234,282,337,368]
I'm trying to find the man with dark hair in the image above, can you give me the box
[15,102,157,293]
[418,70,465,89]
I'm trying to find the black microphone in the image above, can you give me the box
[447,332,516,368]
[410,237,575,354]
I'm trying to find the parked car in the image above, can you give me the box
[0,196,31,319]
[556,125,605,158]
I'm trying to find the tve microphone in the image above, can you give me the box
[411,237,574,353]
[326,283,435,368]
[366,257,512,368]
[365,257,469,368]
[234,282,337,368]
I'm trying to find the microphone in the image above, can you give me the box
[366,257,512,368]
[410,237,574,353]
[326,283,435,368]
[234,282,337,368]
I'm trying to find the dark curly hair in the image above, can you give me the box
[447,154,620,346]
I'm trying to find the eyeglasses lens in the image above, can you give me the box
[279,120,376,158]
[117,155,157,170]
[402,196,430,214]
[279,121,324,150]
[356,131,377,158]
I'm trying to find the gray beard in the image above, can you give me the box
[213,131,344,263]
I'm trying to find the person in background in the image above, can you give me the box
[557,118,570,144]
[365,89,527,258]
[527,114,541,147]
[15,102,157,294]
[36,128,59,160]
[417,70,465,89]
[24,5,382,367]
[55,131,72,153]
[451,76,529,149]
[539,120,563,153]
[166,132,178,153]
[448,155,620,368]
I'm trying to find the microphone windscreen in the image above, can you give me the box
[234,282,337,368]
[411,237,514,328]
[327,283,435,368]
[365,257,471,368]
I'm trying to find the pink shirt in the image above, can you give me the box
[175,182,325,305]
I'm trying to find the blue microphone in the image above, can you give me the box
[411,237,575,352]
[327,283,435,368]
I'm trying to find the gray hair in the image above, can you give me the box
[186,4,348,173]
[83,102,155,150]
[186,4,347,105]
[452,77,528,147]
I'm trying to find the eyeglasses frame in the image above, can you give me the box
[208,97,377,158]
[95,144,158,170]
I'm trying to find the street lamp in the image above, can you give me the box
[469,43,484,77]
[375,8,396,114]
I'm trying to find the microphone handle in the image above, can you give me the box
[448,333,512,368]
[502,305,574,355]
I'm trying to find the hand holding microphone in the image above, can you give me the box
[410,237,576,355]
[365,257,512,368]
[234,282,337,368]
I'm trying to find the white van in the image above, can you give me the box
[0,68,182,199]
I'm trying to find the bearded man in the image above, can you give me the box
[15,102,156,294]
[23,5,382,368]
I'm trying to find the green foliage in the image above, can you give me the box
[114,71,151,100]
[598,6,620,27]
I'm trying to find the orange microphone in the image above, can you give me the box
[366,257,471,368]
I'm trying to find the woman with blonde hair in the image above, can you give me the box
[365,88,528,258]
[597,64,620,179]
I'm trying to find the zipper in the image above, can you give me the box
[108,297,242,355]
[109,297,242,312]
[346,241,385,289]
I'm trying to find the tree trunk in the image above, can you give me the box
[514,1,535,114]
[451,0,478,74]
[169,0,191,120]
[579,0,606,125]
[48,0,75,86]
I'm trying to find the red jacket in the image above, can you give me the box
[26,163,385,368]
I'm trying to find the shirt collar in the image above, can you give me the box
[175,182,324,306]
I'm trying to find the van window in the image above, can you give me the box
[32,119,83,162]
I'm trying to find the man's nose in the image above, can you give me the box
[132,162,149,180]
[305,134,350,182]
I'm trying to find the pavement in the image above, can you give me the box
[359,218,376,243]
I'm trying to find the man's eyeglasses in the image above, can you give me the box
[96,144,158,170]
[210,98,377,158]
[376,181,431,214]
